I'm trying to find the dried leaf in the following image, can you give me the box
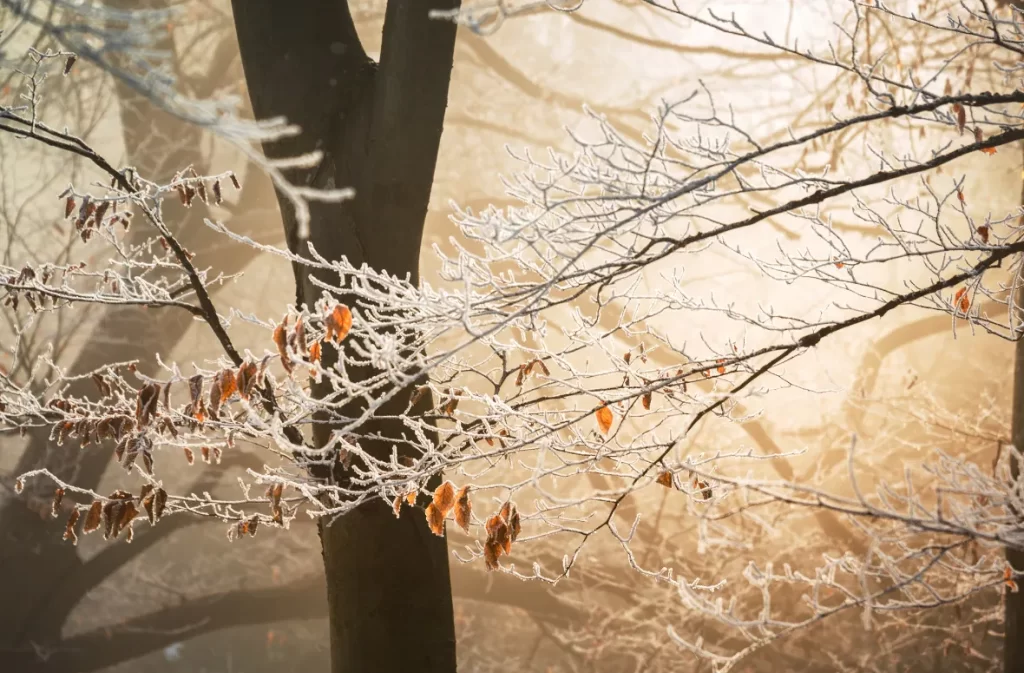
[406,490,417,506]
[425,502,446,536]
[454,486,472,532]
[273,319,293,374]
[51,487,65,518]
[82,501,102,534]
[596,404,613,434]
[63,54,77,75]
[392,495,403,518]
[294,319,307,355]
[188,375,203,408]
[236,361,258,400]
[135,383,160,428]
[955,287,971,313]
[656,471,673,488]
[325,305,353,343]
[953,102,966,135]
[642,391,652,410]
[152,488,167,522]
[484,540,501,570]
[977,225,990,243]
[433,481,456,516]
[63,508,80,545]
[183,447,194,465]
[309,341,322,364]
[92,373,111,397]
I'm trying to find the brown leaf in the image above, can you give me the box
[135,383,160,428]
[642,391,652,410]
[425,502,446,536]
[294,319,308,355]
[509,504,521,543]
[152,488,167,522]
[952,102,966,135]
[596,404,613,434]
[188,374,203,408]
[977,225,990,243]
[409,385,429,409]
[325,305,353,343]
[82,501,103,534]
[63,508,80,545]
[484,540,501,570]
[656,471,673,488]
[236,361,258,400]
[183,447,194,465]
[92,373,111,397]
[454,486,472,533]
[273,319,293,374]
[693,478,713,501]
[51,487,65,518]
[117,501,139,536]
[433,481,456,516]
[392,495,403,518]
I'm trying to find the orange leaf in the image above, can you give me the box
[309,341,322,363]
[954,287,970,313]
[273,320,292,374]
[716,359,726,375]
[433,481,456,516]
[596,404,613,434]
[325,305,353,343]
[642,391,652,410]
[454,486,472,532]
[981,146,997,155]
[425,502,445,536]
[656,471,672,488]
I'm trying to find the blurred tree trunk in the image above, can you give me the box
[0,3,278,664]
[1006,143,1024,673]
[230,1,460,672]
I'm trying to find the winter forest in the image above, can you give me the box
[1,1,1023,672]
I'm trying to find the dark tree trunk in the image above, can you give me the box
[1007,149,1024,673]
[1008,328,1024,673]
[230,1,460,672]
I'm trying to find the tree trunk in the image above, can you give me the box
[230,1,460,672]
[1006,146,1024,673]
[0,6,278,660]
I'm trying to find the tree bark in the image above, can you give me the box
[1006,145,1024,673]
[231,2,460,672]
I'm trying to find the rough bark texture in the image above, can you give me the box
[231,2,461,672]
